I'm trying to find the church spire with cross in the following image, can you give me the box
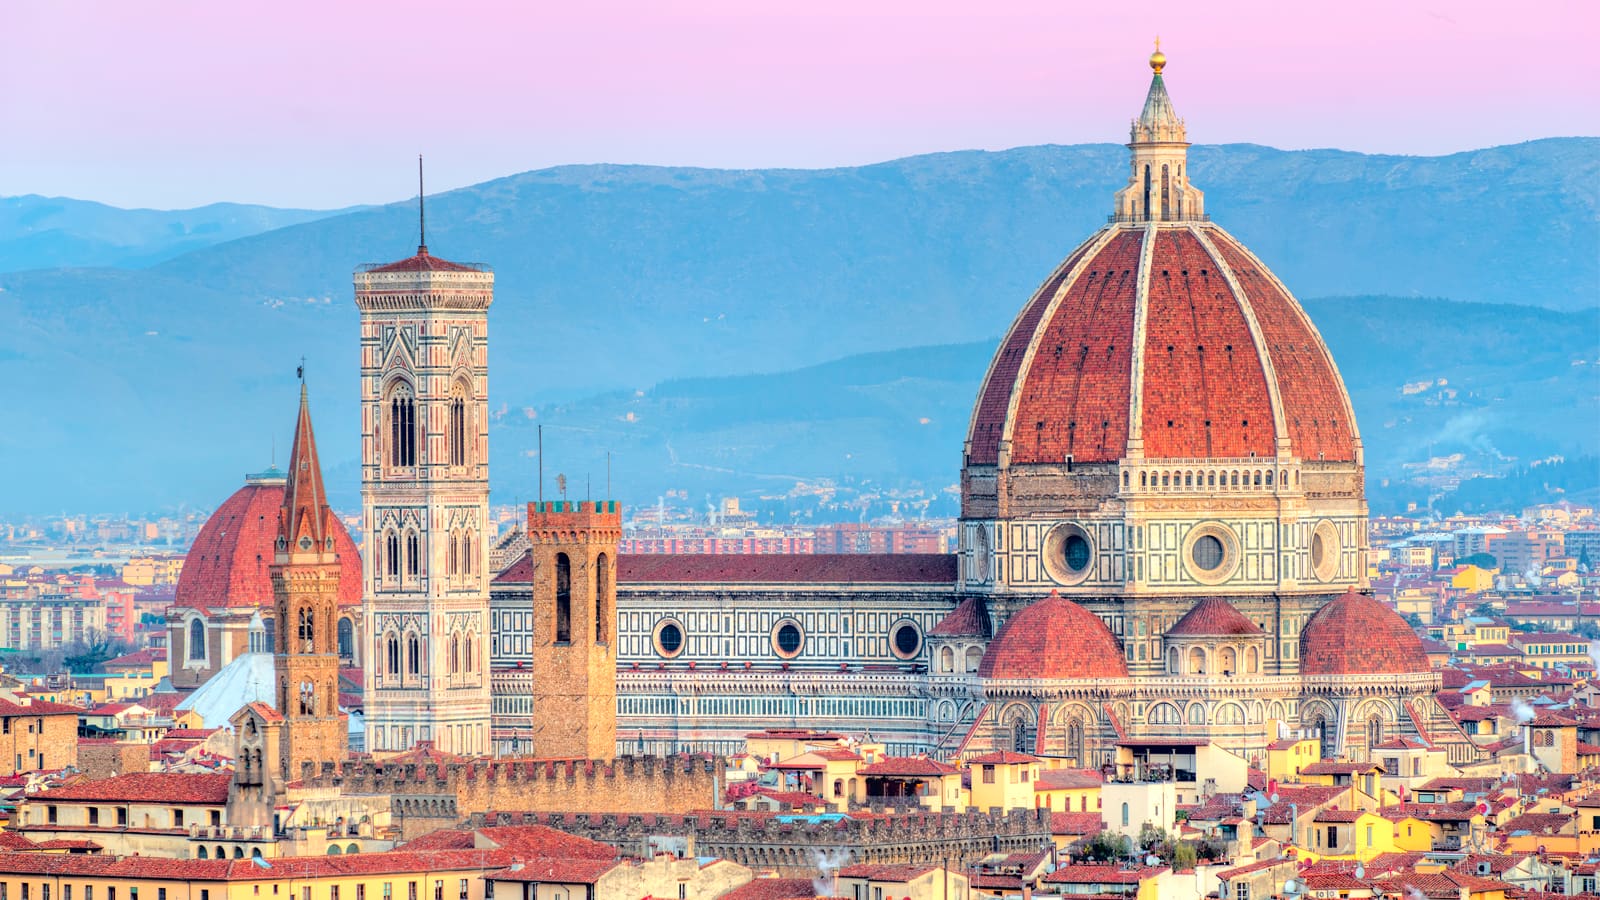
[269,380,348,780]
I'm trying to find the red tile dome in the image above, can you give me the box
[1299,589,1429,676]
[1167,597,1262,637]
[966,223,1358,468]
[978,591,1127,680]
[173,470,362,611]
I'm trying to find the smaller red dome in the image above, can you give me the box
[1300,590,1428,676]
[1167,597,1263,637]
[174,471,362,611]
[978,591,1127,680]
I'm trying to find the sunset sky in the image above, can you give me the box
[3,0,1594,208]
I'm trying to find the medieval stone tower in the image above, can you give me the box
[356,220,494,756]
[270,385,349,776]
[526,500,620,759]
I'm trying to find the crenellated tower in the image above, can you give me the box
[526,499,620,759]
[357,194,494,756]
[270,385,348,777]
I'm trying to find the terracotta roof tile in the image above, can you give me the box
[1167,597,1263,637]
[928,596,990,637]
[1300,590,1430,676]
[32,773,231,805]
[977,591,1126,681]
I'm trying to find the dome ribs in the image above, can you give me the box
[174,483,364,610]
[1140,229,1273,459]
[1208,233,1357,462]
[977,591,1128,680]
[1300,590,1429,676]
[1008,230,1143,465]
[967,239,1099,465]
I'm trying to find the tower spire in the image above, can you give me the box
[280,382,331,555]
[417,155,427,256]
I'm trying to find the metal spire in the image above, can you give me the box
[417,154,427,256]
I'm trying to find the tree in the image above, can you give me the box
[1079,830,1133,862]
[1172,841,1199,869]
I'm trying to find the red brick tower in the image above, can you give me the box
[271,384,348,779]
[526,499,620,759]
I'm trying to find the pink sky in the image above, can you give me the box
[2,0,1594,208]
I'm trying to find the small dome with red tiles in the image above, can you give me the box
[1299,590,1429,677]
[978,591,1127,680]
[1167,597,1263,637]
[173,469,362,611]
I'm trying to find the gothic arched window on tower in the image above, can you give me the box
[461,530,473,576]
[298,608,315,653]
[448,384,467,467]
[388,384,417,469]
[405,530,419,578]
[595,552,610,644]
[406,632,421,676]
[555,553,572,644]
[385,531,400,579]
[447,529,459,577]
[299,680,315,716]
[385,633,400,676]
[449,633,460,674]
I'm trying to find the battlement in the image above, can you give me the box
[526,500,622,542]
[299,754,716,792]
[470,807,1054,873]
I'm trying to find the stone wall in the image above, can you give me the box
[297,755,720,839]
[473,808,1053,876]
[77,740,149,779]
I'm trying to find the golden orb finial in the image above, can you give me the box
[1149,37,1166,75]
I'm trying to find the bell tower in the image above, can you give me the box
[270,385,348,778]
[357,168,494,755]
[526,500,620,759]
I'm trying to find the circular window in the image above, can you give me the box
[1192,535,1225,571]
[890,621,922,660]
[772,619,805,659]
[1042,523,1095,585]
[1182,524,1239,585]
[652,619,685,658]
[1311,520,1341,582]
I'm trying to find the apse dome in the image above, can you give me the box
[977,591,1128,681]
[1299,589,1430,677]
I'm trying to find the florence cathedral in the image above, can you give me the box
[167,50,1479,776]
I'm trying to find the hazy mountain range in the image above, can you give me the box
[0,138,1595,516]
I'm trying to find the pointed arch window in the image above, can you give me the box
[448,383,468,467]
[385,633,400,676]
[387,383,417,468]
[298,608,315,653]
[405,531,419,578]
[447,530,459,576]
[406,632,421,676]
[384,531,400,579]
[555,552,572,644]
[461,531,473,576]
[449,633,460,674]
[594,552,610,644]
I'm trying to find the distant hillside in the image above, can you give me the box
[0,195,347,271]
[518,297,1599,518]
[0,139,1595,514]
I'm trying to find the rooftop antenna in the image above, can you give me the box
[417,154,427,255]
